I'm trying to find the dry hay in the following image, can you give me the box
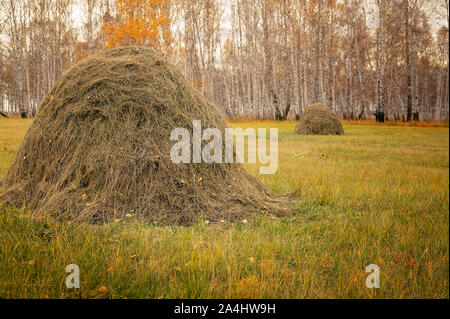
[294,103,344,135]
[0,47,290,224]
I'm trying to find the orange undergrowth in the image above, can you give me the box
[341,120,449,128]
[225,117,449,128]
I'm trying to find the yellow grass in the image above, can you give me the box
[0,118,448,298]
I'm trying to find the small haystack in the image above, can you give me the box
[0,47,289,224]
[294,103,344,135]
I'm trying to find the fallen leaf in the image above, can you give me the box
[98,286,108,293]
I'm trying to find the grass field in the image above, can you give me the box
[0,118,448,298]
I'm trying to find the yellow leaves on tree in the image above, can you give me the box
[101,0,172,54]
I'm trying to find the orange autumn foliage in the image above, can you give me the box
[101,0,172,54]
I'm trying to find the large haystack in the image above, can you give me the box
[0,47,288,224]
[294,104,344,135]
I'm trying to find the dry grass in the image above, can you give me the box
[0,118,448,298]
[0,47,289,224]
[294,104,344,135]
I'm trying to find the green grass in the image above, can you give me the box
[0,118,448,298]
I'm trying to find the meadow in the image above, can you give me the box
[0,118,448,298]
